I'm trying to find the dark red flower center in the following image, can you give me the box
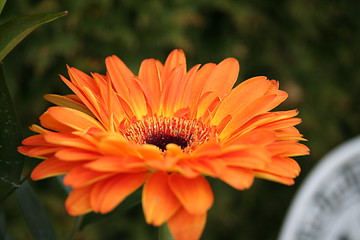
[145,135,188,151]
[123,116,216,152]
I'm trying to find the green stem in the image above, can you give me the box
[67,215,84,240]
[159,224,174,240]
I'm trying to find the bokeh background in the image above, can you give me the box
[1,0,359,239]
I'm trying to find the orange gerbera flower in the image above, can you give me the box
[18,49,309,240]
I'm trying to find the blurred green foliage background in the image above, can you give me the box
[1,0,359,239]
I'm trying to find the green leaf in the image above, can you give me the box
[0,10,68,61]
[159,224,174,240]
[0,0,6,15]
[15,181,57,240]
[0,63,23,189]
[80,189,142,230]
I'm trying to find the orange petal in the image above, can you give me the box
[176,64,201,110]
[126,77,148,118]
[260,157,301,178]
[257,118,302,131]
[168,173,213,215]
[91,72,126,126]
[254,171,295,185]
[192,141,222,157]
[42,106,104,132]
[55,148,101,161]
[67,69,110,125]
[27,147,60,158]
[175,162,201,178]
[44,94,95,117]
[226,129,276,146]
[44,132,95,151]
[219,94,278,139]
[142,171,181,226]
[91,173,147,214]
[85,156,146,172]
[116,94,136,118]
[201,58,239,99]
[218,166,254,190]
[97,134,140,157]
[21,134,50,146]
[81,86,108,125]
[268,141,310,157]
[195,92,220,120]
[220,146,270,169]
[23,146,60,158]
[67,66,99,94]
[137,144,163,161]
[28,124,49,134]
[222,156,268,169]
[63,166,114,188]
[31,157,79,180]
[138,59,163,110]
[168,207,207,240]
[225,110,299,142]
[159,66,185,116]
[275,127,305,141]
[106,56,148,118]
[144,144,186,172]
[60,75,101,120]
[39,111,75,132]
[188,63,216,109]
[187,158,227,177]
[66,185,93,216]
[105,55,134,100]
[212,76,270,126]
[215,79,289,140]
[162,49,186,80]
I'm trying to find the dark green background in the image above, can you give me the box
[2,0,359,239]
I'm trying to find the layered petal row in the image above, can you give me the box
[19,49,309,240]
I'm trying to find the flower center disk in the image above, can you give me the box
[124,116,215,151]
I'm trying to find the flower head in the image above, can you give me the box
[19,50,309,240]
